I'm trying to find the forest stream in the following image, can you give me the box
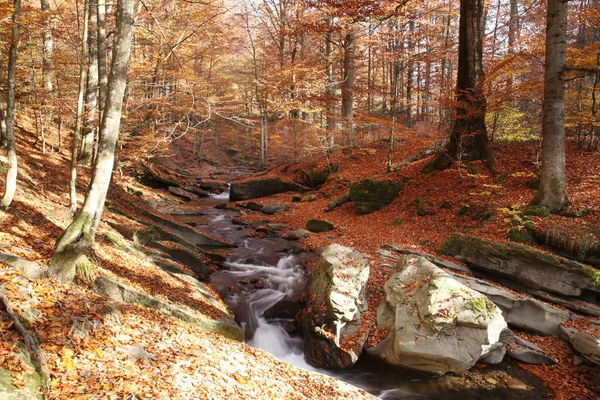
[171,190,550,400]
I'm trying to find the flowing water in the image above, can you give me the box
[177,191,546,400]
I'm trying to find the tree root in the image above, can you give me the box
[0,284,49,380]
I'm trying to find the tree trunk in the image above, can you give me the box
[0,57,6,145]
[50,0,135,283]
[341,31,355,147]
[507,0,519,95]
[325,30,336,149]
[435,0,489,170]
[68,0,90,215]
[80,0,98,166]
[1,0,21,210]
[97,0,108,121]
[531,0,569,212]
[40,0,53,92]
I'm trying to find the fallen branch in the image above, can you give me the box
[324,191,351,212]
[395,148,435,169]
[0,284,49,378]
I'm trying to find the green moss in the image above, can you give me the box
[75,255,96,284]
[524,205,549,217]
[560,208,589,218]
[469,297,488,313]
[508,227,534,244]
[529,179,541,190]
[127,186,143,196]
[421,161,436,174]
[0,162,7,174]
[350,179,404,214]
[440,237,464,257]
[583,266,600,288]
[300,162,339,188]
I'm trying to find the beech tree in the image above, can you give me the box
[68,0,90,214]
[50,0,135,283]
[435,0,488,170]
[40,0,53,92]
[1,0,21,210]
[531,0,569,212]
[80,0,99,166]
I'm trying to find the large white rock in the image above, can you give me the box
[301,244,370,368]
[368,255,507,374]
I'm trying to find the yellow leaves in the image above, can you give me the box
[0,319,14,330]
[40,300,56,308]
[95,347,105,358]
[469,191,492,197]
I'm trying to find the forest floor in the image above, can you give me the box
[0,114,599,399]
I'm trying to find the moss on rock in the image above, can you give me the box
[350,179,404,214]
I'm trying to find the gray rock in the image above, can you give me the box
[0,253,46,280]
[230,178,306,201]
[441,233,600,298]
[559,324,578,344]
[368,255,507,374]
[285,229,311,241]
[301,244,370,368]
[306,219,334,233]
[506,337,557,365]
[573,331,600,365]
[241,201,264,211]
[378,243,571,337]
[168,186,199,201]
[479,344,506,364]
[183,186,209,197]
[149,241,210,276]
[262,203,291,215]
[350,179,403,214]
[451,273,570,336]
[268,223,291,232]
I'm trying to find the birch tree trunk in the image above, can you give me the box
[1,0,21,210]
[80,0,99,166]
[97,0,108,121]
[50,0,135,283]
[435,0,489,170]
[0,57,6,145]
[40,0,53,92]
[531,0,569,212]
[68,0,90,214]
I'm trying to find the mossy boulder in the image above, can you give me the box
[306,219,334,233]
[441,233,600,298]
[349,179,404,214]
